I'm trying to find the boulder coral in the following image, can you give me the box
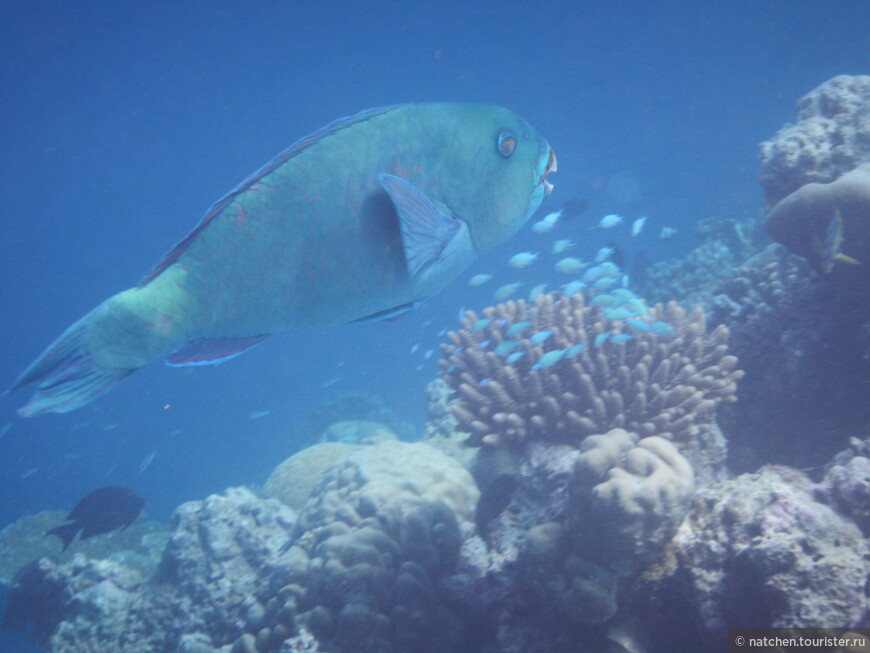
[571,431,695,566]
[285,441,479,653]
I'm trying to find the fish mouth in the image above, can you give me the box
[540,146,557,197]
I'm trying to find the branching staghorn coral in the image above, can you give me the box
[439,292,742,454]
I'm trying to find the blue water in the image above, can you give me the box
[0,2,868,648]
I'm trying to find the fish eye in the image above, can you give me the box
[497,130,516,158]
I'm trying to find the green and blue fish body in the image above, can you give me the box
[10,103,555,415]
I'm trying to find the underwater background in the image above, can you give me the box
[1,2,869,652]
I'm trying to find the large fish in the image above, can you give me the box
[8,103,556,415]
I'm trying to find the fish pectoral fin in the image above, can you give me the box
[349,300,423,324]
[378,173,465,277]
[165,334,271,367]
[835,252,862,266]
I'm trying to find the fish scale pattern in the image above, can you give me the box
[440,292,743,451]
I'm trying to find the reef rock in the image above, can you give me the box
[760,74,870,207]
[710,244,870,471]
[638,466,870,650]
[0,509,168,586]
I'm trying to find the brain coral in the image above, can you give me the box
[284,441,480,653]
[264,442,360,511]
[440,292,742,463]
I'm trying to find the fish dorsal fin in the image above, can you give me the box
[140,105,402,284]
[378,173,463,278]
[164,334,271,367]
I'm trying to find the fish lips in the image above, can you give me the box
[541,146,557,197]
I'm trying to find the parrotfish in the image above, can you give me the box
[9,103,556,415]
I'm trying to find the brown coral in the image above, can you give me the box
[439,292,742,455]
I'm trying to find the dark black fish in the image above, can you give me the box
[45,486,145,552]
[558,198,588,220]
[607,240,626,271]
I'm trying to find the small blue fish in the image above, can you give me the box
[494,340,522,355]
[594,333,609,347]
[528,284,548,301]
[453,346,465,353]
[508,251,538,268]
[532,209,562,233]
[468,273,494,286]
[564,343,585,357]
[552,238,574,254]
[595,213,624,229]
[555,257,585,274]
[472,318,493,331]
[625,318,651,333]
[593,277,617,290]
[494,282,522,301]
[610,333,632,343]
[478,340,492,347]
[479,377,493,385]
[603,307,634,321]
[423,349,434,359]
[651,321,674,335]
[530,330,553,345]
[590,294,616,307]
[582,266,604,284]
[506,352,525,364]
[506,321,532,336]
[562,280,585,296]
[533,349,565,369]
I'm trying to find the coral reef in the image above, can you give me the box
[293,392,414,448]
[636,466,870,650]
[440,292,741,478]
[0,509,168,585]
[764,162,870,283]
[760,74,870,207]
[634,218,761,307]
[710,244,870,471]
[264,442,360,511]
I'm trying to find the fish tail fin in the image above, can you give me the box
[45,522,80,553]
[7,288,173,416]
